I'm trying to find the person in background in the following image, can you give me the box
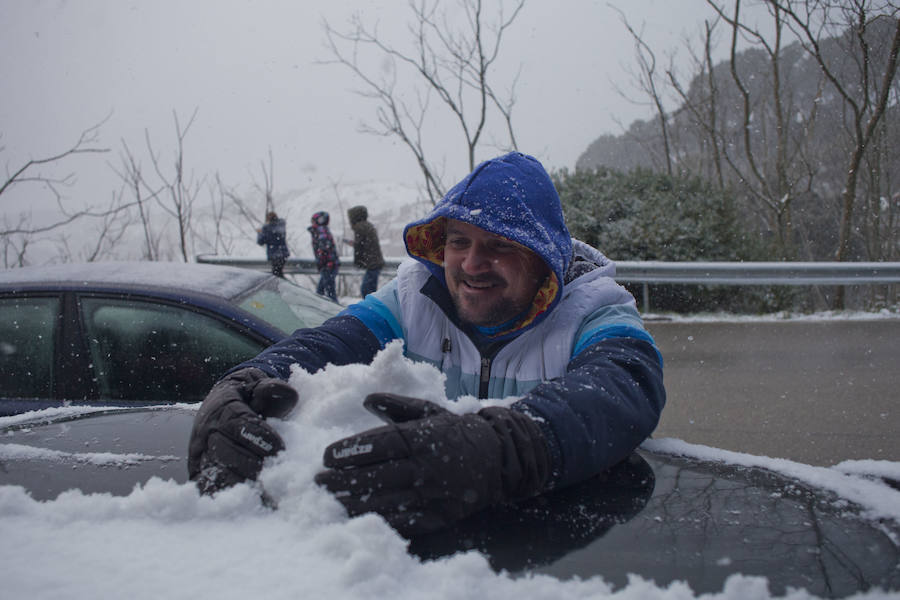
[189,152,665,537]
[345,205,385,297]
[256,212,290,278]
[308,211,339,302]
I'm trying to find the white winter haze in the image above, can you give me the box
[0,1,772,224]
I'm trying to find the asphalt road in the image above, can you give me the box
[644,318,899,466]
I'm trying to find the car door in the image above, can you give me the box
[78,294,271,404]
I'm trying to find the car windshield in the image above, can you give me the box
[237,278,341,334]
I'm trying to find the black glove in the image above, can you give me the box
[314,393,551,536]
[188,367,298,495]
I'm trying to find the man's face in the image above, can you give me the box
[443,219,549,327]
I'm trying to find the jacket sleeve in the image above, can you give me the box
[513,335,665,489]
[229,282,405,381]
[227,315,384,380]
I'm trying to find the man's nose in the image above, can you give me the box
[461,243,493,273]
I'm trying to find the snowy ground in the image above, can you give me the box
[2,340,899,600]
[643,308,900,323]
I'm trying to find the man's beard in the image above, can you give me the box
[449,273,531,328]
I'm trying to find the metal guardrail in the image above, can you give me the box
[197,255,900,285]
[613,261,900,285]
[197,255,900,311]
[196,255,394,277]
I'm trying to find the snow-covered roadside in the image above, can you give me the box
[643,308,900,323]
[643,438,900,529]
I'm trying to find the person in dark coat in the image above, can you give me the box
[256,212,289,278]
[189,152,665,538]
[308,211,339,302]
[345,205,385,297]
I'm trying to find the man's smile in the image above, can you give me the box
[459,276,504,291]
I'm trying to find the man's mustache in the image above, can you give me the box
[450,271,507,287]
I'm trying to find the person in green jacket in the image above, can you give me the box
[345,205,385,297]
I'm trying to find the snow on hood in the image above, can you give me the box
[1,341,898,600]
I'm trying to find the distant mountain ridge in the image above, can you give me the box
[575,17,899,178]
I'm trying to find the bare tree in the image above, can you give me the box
[111,139,163,260]
[51,189,133,263]
[1,120,121,265]
[666,19,727,188]
[110,109,206,262]
[145,109,204,262]
[322,0,525,204]
[198,175,239,257]
[1,120,108,203]
[200,149,288,260]
[245,146,277,223]
[771,1,900,263]
[701,0,809,258]
[215,173,261,232]
[611,6,675,176]
[1,214,31,267]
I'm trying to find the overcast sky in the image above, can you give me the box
[1,1,770,217]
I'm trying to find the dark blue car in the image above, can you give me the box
[0,261,340,415]
[1,405,897,597]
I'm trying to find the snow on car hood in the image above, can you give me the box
[1,341,898,600]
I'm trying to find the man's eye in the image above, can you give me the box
[447,238,468,248]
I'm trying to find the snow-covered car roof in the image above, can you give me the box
[0,261,271,300]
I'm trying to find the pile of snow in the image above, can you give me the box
[2,341,899,599]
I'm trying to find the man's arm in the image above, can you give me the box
[229,315,385,380]
[513,335,665,489]
[188,313,386,495]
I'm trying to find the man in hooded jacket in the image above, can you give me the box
[189,152,666,536]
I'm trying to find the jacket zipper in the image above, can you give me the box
[479,356,492,399]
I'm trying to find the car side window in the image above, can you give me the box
[79,297,266,403]
[0,296,59,399]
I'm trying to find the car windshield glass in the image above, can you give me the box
[238,278,340,333]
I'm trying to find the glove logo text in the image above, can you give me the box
[332,443,373,459]
[240,427,274,452]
